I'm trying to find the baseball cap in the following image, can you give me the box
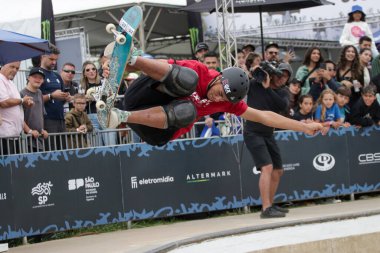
[265,42,279,51]
[195,42,209,53]
[278,63,293,77]
[29,67,45,78]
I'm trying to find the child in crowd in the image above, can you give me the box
[287,78,302,116]
[335,86,352,124]
[65,94,93,148]
[349,85,380,127]
[314,89,344,133]
[292,94,314,122]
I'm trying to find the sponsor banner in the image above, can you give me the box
[121,139,242,219]
[241,132,350,204]
[0,161,14,240]
[11,148,123,237]
[347,129,380,192]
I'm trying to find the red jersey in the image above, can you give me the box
[167,59,248,140]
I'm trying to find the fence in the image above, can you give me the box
[1,126,380,240]
[0,117,242,156]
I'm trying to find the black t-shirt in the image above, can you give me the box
[292,110,313,121]
[244,79,289,136]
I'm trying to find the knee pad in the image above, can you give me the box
[162,64,198,97]
[163,100,197,128]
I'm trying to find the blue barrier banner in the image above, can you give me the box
[0,126,379,240]
[9,148,124,239]
[121,138,244,220]
[347,126,380,193]
[0,157,14,240]
[240,129,351,205]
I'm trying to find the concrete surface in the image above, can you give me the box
[7,197,380,253]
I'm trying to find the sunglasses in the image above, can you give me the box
[85,67,96,72]
[268,51,278,55]
[63,69,75,74]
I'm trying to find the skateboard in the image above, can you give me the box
[96,5,143,129]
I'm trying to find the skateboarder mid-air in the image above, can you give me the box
[102,54,323,146]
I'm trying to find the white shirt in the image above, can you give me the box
[339,21,379,58]
[0,73,24,137]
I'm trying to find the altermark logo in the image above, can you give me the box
[131,176,174,189]
[313,153,335,171]
[186,170,231,183]
[31,181,54,208]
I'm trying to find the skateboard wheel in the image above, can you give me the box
[116,34,126,45]
[96,101,106,111]
[86,89,95,97]
[106,23,116,34]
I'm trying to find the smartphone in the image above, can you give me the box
[319,63,326,70]
[63,87,71,93]
[287,45,294,53]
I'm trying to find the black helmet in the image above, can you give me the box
[221,67,249,103]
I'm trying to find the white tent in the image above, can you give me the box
[1,0,193,57]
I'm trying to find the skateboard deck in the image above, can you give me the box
[96,6,143,129]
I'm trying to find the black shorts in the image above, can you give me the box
[123,74,180,146]
[243,132,283,170]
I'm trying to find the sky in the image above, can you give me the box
[203,0,378,30]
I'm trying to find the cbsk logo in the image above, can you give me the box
[313,153,335,171]
[358,152,380,165]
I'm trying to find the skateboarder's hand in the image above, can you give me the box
[303,122,323,136]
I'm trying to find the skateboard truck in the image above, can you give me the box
[106,23,126,45]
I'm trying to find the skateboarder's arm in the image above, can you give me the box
[240,107,323,135]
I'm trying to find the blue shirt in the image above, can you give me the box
[314,103,342,122]
[40,69,65,120]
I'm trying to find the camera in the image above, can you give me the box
[251,61,283,83]
[63,87,71,93]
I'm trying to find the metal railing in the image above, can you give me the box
[0,119,241,156]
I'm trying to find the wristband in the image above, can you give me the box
[28,129,33,134]
[20,98,24,105]
[48,94,51,100]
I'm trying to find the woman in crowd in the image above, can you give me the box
[336,45,364,106]
[359,48,372,86]
[80,61,117,145]
[295,46,324,95]
[245,52,262,79]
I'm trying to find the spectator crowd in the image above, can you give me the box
[1,4,380,155]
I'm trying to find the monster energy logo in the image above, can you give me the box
[189,28,199,53]
[41,20,51,41]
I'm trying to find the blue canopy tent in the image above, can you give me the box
[0,29,50,65]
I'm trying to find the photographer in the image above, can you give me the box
[244,62,292,218]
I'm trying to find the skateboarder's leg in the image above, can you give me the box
[128,57,198,97]
[110,100,196,130]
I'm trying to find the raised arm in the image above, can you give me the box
[241,107,322,135]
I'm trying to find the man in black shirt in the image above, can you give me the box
[349,85,380,127]
[244,63,292,218]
